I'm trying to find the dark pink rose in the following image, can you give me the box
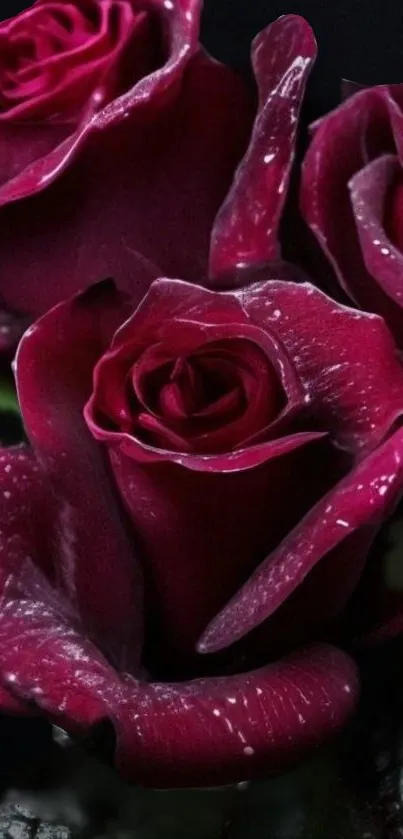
[0,8,313,323]
[301,82,403,347]
[1,270,403,787]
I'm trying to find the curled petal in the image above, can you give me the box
[0,451,359,784]
[0,536,359,787]
[209,15,316,282]
[0,0,202,205]
[199,427,403,652]
[301,86,403,343]
[15,282,144,673]
[349,154,403,308]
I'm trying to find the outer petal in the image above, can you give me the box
[200,427,403,653]
[209,15,316,282]
[239,279,403,454]
[85,276,403,654]
[0,5,252,316]
[301,86,403,342]
[106,435,330,657]
[0,485,359,786]
[15,282,144,673]
[349,154,403,307]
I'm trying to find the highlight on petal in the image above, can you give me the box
[15,282,144,673]
[0,0,202,207]
[349,154,403,308]
[301,86,403,343]
[199,427,403,653]
[0,554,359,787]
[236,279,403,453]
[0,684,31,716]
[0,446,359,785]
[209,14,316,282]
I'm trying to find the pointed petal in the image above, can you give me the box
[209,15,316,282]
[199,427,403,652]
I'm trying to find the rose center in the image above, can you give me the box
[0,1,163,119]
[121,338,284,454]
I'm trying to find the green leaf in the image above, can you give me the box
[0,375,19,415]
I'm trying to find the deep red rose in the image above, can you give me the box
[0,270,403,787]
[301,82,403,347]
[0,7,313,324]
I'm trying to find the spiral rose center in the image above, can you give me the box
[0,1,159,119]
[111,337,283,454]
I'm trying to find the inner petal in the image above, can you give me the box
[130,338,285,454]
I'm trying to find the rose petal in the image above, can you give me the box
[237,279,403,454]
[0,532,359,785]
[15,282,144,673]
[349,154,403,312]
[301,86,403,343]
[209,15,316,282]
[0,12,252,315]
[199,427,403,653]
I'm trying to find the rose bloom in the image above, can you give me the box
[0,0,255,321]
[301,80,403,348]
[1,267,403,787]
[3,214,403,784]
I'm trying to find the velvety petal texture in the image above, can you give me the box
[301,83,403,345]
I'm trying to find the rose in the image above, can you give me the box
[0,0,155,121]
[1,268,403,788]
[0,8,313,323]
[301,81,403,348]
[0,0,251,317]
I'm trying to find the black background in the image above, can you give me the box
[2,0,403,122]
